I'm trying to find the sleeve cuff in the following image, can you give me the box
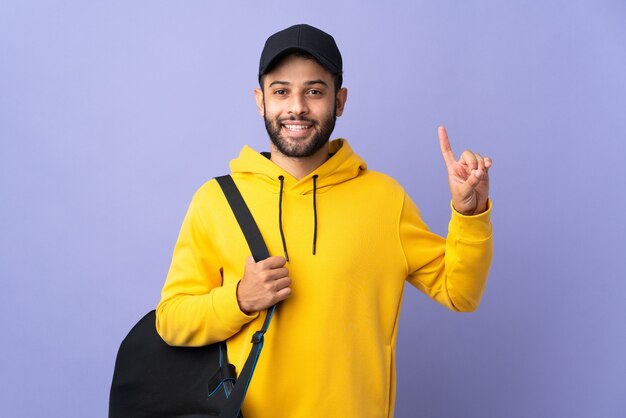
[449,199,493,241]
[211,280,259,332]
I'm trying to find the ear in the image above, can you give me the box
[335,87,348,117]
[254,88,265,116]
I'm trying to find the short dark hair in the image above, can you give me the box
[259,51,343,93]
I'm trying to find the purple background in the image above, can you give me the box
[1,1,625,417]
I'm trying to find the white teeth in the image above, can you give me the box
[284,124,310,131]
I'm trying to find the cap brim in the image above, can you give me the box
[259,46,339,77]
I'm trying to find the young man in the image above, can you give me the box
[157,24,493,417]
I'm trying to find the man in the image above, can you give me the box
[157,24,492,418]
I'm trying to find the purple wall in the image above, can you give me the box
[1,1,625,417]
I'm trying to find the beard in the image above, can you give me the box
[264,106,337,158]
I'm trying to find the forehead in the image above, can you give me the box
[262,54,333,86]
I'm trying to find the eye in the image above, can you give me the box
[307,89,322,95]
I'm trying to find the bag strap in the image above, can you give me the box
[215,174,276,418]
[216,175,270,262]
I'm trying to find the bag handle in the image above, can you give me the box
[215,175,276,418]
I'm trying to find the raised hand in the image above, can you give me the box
[236,256,292,314]
[438,125,491,215]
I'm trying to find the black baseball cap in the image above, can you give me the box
[258,24,343,80]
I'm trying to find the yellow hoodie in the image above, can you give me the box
[157,139,492,418]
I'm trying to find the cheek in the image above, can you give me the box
[263,101,283,119]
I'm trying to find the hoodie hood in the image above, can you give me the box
[229,138,367,259]
[229,139,367,194]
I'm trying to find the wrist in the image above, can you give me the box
[473,200,489,215]
[452,200,489,216]
[235,280,251,314]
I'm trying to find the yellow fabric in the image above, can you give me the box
[156,139,493,418]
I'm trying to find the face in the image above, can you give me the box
[255,55,347,159]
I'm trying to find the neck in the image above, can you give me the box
[270,144,329,180]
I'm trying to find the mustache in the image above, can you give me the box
[278,116,317,124]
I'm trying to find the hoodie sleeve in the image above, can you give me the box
[156,188,258,347]
[399,193,493,312]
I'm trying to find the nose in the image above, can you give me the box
[288,93,308,116]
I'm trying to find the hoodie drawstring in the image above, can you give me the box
[312,175,318,255]
[278,176,289,261]
[277,175,319,259]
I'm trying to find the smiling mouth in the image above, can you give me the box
[282,123,312,132]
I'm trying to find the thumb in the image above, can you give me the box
[464,169,483,190]
[245,255,256,266]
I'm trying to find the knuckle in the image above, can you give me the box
[278,288,292,301]
[275,279,287,291]
[272,255,286,265]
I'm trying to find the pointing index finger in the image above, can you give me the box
[438,125,456,167]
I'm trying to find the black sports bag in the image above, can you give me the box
[109,175,275,418]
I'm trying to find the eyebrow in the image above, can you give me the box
[268,79,328,88]
[304,80,328,87]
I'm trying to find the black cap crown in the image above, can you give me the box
[259,24,343,79]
